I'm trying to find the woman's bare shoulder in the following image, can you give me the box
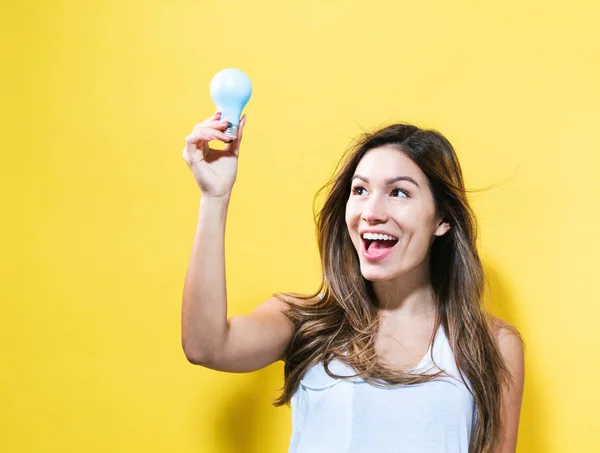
[489,315,526,357]
[490,316,522,340]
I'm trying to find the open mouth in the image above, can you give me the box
[362,237,399,254]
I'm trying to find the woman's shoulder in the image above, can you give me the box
[489,315,524,344]
[489,315,526,373]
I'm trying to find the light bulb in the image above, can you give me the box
[209,68,252,139]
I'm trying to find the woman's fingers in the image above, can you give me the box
[238,114,246,140]
[183,113,246,164]
[185,128,231,146]
[224,114,246,156]
[183,126,229,163]
[186,115,231,147]
[193,118,229,133]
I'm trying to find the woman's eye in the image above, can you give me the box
[352,186,408,197]
[392,188,409,198]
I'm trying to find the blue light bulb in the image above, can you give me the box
[210,68,252,138]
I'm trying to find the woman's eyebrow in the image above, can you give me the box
[352,174,420,188]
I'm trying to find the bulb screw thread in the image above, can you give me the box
[224,124,238,142]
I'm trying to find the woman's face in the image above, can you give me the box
[345,146,450,281]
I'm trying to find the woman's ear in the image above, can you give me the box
[434,219,451,237]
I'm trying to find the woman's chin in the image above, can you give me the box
[360,266,394,281]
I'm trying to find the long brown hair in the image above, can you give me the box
[272,123,518,453]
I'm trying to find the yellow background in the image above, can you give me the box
[2,0,599,452]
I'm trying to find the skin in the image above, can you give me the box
[345,145,450,319]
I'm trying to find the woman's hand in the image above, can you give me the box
[182,111,247,198]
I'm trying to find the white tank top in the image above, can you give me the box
[287,324,477,453]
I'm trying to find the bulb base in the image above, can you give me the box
[224,124,238,141]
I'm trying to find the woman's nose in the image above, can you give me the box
[361,197,388,223]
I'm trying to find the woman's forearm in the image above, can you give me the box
[181,195,231,363]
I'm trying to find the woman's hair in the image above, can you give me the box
[272,122,520,453]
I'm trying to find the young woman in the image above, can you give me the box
[181,111,525,453]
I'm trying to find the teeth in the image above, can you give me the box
[362,232,398,241]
